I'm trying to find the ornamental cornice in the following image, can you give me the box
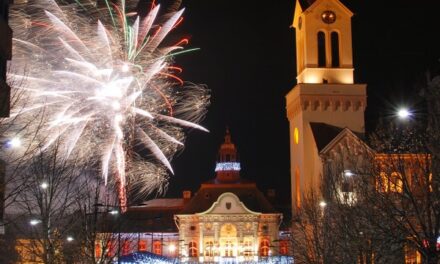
[287,94,366,119]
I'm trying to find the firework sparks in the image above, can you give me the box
[5,0,209,203]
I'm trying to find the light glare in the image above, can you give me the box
[397,108,411,119]
[40,182,49,189]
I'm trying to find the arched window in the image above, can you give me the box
[122,240,130,255]
[138,240,147,251]
[188,241,198,257]
[295,168,301,209]
[205,241,214,257]
[317,31,326,67]
[260,239,270,257]
[331,32,340,67]
[153,240,162,255]
[224,240,234,257]
[243,240,253,256]
[95,242,102,258]
[279,240,289,255]
[390,172,403,193]
[106,240,116,257]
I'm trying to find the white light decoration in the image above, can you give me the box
[40,182,49,189]
[319,201,327,208]
[215,162,241,172]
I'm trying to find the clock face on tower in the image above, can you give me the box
[321,10,336,24]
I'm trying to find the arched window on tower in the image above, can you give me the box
[331,32,340,67]
[295,168,301,209]
[317,31,326,67]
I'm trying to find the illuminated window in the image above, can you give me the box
[429,173,433,192]
[243,240,253,256]
[295,168,301,209]
[188,241,198,257]
[390,172,403,193]
[122,240,130,255]
[279,240,289,255]
[377,172,403,193]
[331,32,340,67]
[138,240,147,251]
[294,127,299,144]
[106,240,115,257]
[260,239,270,257]
[153,240,162,255]
[318,32,326,67]
[95,243,102,258]
[405,244,421,264]
[205,241,214,257]
[224,240,234,257]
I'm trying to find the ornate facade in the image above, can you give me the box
[175,129,284,263]
[92,130,289,263]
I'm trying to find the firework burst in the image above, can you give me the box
[4,0,209,205]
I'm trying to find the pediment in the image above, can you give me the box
[306,0,353,17]
[197,192,260,215]
[319,128,374,156]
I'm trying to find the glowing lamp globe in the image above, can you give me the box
[397,108,411,119]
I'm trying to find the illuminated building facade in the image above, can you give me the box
[175,129,284,263]
[286,0,367,213]
[93,129,290,263]
[286,1,433,263]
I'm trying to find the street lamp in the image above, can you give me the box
[319,201,327,208]
[40,182,49,189]
[344,170,354,177]
[29,219,41,226]
[397,108,411,119]
[66,236,74,242]
[109,209,119,215]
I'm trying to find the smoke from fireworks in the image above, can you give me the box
[4,0,209,202]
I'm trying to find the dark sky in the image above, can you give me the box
[163,0,440,200]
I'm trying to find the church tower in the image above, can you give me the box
[286,0,367,212]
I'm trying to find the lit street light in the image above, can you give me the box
[66,236,74,242]
[7,137,21,148]
[344,170,354,177]
[109,209,119,215]
[40,182,49,189]
[319,201,327,208]
[29,219,41,226]
[397,108,411,119]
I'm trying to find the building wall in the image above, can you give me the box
[0,0,11,117]
[176,193,283,263]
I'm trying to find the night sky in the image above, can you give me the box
[161,0,440,200]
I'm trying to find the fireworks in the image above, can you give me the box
[4,0,209,203]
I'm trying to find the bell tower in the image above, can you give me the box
[286,0,367,212]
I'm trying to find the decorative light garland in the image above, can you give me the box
[215,162,241,172]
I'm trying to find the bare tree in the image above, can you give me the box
[8,141,88,263]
